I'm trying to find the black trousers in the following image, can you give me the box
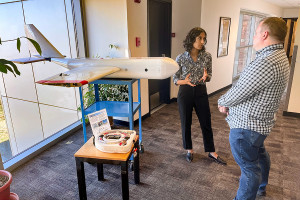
[177,84,215,152]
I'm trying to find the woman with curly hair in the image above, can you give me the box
[173,27,226,164]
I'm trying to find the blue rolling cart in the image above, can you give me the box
[78,78,143,153]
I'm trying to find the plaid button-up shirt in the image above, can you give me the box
[173,50,212,85]
[218,44,290,135]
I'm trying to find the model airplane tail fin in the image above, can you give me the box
[11,24,65,64]
[25,24,64,58]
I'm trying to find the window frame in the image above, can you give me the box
[233,11,266,79]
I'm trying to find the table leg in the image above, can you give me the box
[121,162,129,200]
[97,163,104,181]
[76,158,87,200]
[134,143,140,184]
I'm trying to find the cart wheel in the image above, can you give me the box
[129,160,134,171]
[140,144,144,153]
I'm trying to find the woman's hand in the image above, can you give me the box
[176,74,196,86]
[199,68,208,83]
[184,74,196,86]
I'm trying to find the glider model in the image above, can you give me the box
[12,24,179,87]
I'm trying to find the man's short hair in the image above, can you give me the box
[261,17,287,43]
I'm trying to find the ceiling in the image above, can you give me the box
[263,0,300,8]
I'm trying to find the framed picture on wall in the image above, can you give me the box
[217,17,231,57]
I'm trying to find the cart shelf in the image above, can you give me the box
[84,101,141,117]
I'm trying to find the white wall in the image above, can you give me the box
[170,0,202,98]
[171,0,202,60]
[283,8,300,18]
[84,0,129,58]
[127,0,149,118]
[84,0,149,120]
[287,61,300,113]
[127,0,148,58]
[201,0,283,94]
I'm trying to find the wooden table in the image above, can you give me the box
[74,136,140,200]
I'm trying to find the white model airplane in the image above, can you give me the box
[12,24,179,87]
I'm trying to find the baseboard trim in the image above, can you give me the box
[283,111,300,118]
[169,98,177,103]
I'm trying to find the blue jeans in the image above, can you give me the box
[229,128,270,200]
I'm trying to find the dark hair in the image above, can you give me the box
[261,17,287,42]
[183,27,207,52]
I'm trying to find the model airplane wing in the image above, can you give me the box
[36,66,120,87]
[12,57,47,64]
[11,24,179,87]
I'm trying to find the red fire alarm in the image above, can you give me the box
[172,33,175,37]
[134,0,141,3]
[136,37,141,47]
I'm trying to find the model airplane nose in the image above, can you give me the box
[160,57,179,79]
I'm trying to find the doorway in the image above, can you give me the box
[148,0,172,111]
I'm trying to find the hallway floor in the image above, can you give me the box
[10,90,300,200]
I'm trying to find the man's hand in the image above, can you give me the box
[218,105,229,115]
[199,68,208,83]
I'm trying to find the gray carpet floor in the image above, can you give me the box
[10,90,300,200]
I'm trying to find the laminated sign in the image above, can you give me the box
[88,109,111,136]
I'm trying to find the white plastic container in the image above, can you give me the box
[94,130,136,153]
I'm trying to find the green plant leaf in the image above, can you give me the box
[17,37,21,52]
[25,37,42,55]
[0,62,16,76]
[0,63,8,74]
[108,44,119,50]
[0,59,20,76]
[6,60,20,76]
[3,64,14,75]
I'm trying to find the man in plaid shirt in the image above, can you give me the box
[218,17,290,200]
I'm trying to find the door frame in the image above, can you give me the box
[283,18,298,61]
